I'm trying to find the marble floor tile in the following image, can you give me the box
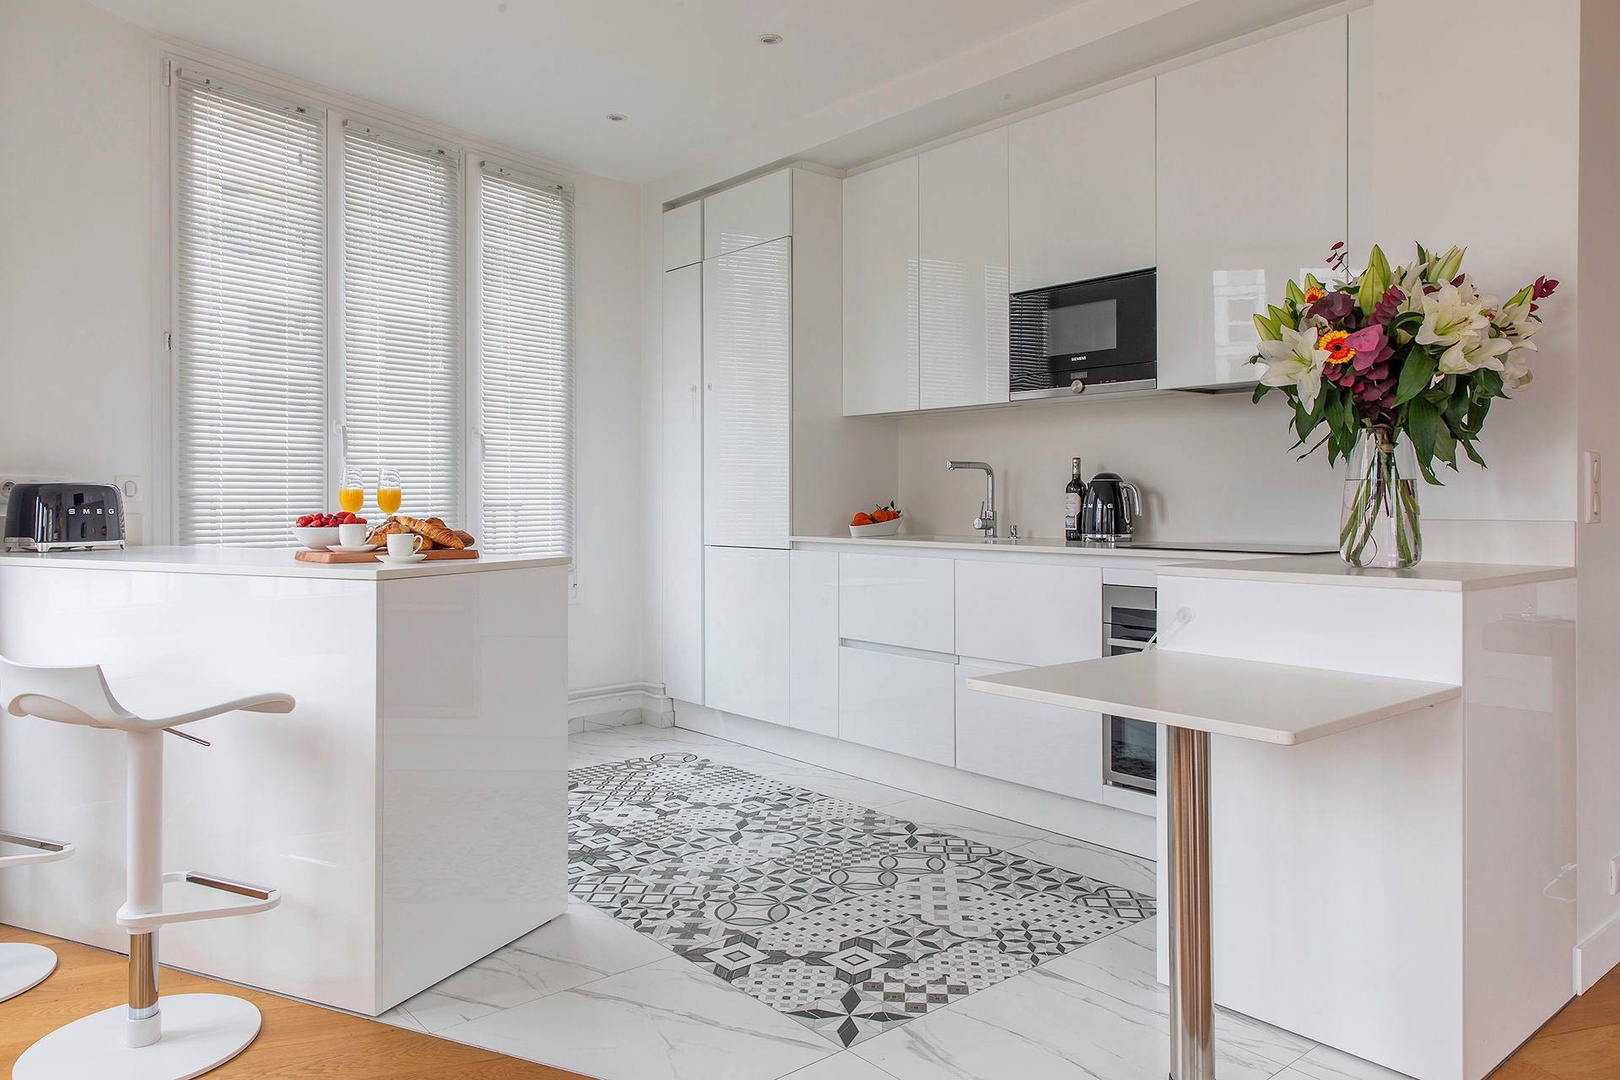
[781,1052,902,1079]
[1015,834,1156,894]
[375,1005,426,1032]
[437,956,835,1080]
[400,900,673,1032]
[852,930,1313,1080]
[876,796,1053,851]
[1276,1044,1416,1079]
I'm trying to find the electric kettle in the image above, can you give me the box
[1079,472,1143,541]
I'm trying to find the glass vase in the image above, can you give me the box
[1339,430,1422,568]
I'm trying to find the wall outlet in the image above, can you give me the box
[1583,450,1601,524]
[1610,854,1620,896]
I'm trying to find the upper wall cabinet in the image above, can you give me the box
[1009,79,1156,293]
[703,169,792,259]
[663,201,703,271]
[918,127,1010,410]
[1156,16,1349,390]
[842,157,920,416]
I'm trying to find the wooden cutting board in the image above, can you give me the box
[295,547,480,564]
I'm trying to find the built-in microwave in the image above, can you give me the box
[1009,268,1156,400]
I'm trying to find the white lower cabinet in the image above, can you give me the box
[955,559,1101,668]
[838,645,956,766]
[789,549,839,737]
[704,547,790,725]
[838,553,954,653]
[956,660,1104,802]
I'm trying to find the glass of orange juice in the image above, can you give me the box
[338,466,365,514]
[376,467,402,517]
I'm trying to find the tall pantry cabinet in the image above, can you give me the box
[660,168,895,725]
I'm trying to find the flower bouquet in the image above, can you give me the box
[1249,243,1559,568]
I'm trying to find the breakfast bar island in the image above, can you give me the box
[0,547,571,1015]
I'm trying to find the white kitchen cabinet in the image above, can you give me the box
[956,659,1104,802]
[704,547,790,725]
[1156,16,1348,389]
[663,201,702,271]
[955,559,1102,668]
[703,237,792,549]
[1009,79,1156,293]
[703,169,792,259]
[842,157,919,415]
[839,645,955,765]
[661,263,705,704]
[838,552,954,654]
[789,549,839,738]
[918,127,1010,409]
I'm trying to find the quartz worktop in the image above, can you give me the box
[0,545,570,580]
[1157,552,1575,592]
[790,534,1329,561]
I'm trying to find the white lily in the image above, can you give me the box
[1255,323,1329,411]
[1416,282,1489,349]
[1503,345,1535,390]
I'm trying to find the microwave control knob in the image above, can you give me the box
[1071,379,1086,395]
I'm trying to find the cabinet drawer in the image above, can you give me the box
[955,560,1101,667]
[839,646,955,765]
[956,660,1103,802]
[838,553,954,653]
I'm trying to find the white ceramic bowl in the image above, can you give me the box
[292,526,341,550]
[849,517,903,538]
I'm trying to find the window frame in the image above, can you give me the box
[156,49,578,556]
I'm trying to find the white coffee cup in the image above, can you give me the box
[338,523,369,548]
[386,532,425,557]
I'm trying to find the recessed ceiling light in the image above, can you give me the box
[607,113,627,122]
[758,33,783,45]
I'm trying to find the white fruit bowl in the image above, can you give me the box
[292,526,341,550]
[849,518,903,538]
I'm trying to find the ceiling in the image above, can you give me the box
[89,0,1093,182]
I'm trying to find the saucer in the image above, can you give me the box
[375,553,428,565]
[330,544,381,554]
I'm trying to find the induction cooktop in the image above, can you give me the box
[1064,539,1338,555]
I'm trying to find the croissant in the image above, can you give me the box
[396,515,465,549]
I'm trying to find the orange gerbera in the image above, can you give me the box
[1318,329,1355,364]
[1304,285,1327,305]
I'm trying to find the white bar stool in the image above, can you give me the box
[0,827,74,1003]
[0,657,294,1080]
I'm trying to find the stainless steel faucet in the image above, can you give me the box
[945,460,997,538]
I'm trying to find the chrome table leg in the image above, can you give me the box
[1167,725,1214,1080]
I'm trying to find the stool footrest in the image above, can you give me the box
[117,870,280,930]
[0,830,74,869]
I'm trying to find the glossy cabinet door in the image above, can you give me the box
[838,645,956,765]
[703,237,792,549]
[704,546,790,725]
[662,201,702,271]
[1008,79,1157,293]
[838,552,954,654]
[661,263,704,704]
[955,559,1102,668]
[789,549,839,737]
[703,169,792,259]
[1156,16,1348,389]
[842,156,920,415]
[918,127,1010,409]
[957,660,1104,802]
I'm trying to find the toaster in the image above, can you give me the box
[3,482,126,552]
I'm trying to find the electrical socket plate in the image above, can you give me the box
[1584,450,1601,524]
[1610,854,1620,896]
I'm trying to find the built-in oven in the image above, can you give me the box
[1009,268,1156,400]
[1101,583,1157,794]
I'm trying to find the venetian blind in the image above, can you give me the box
[476,164,574,556]
[340,124,462,518]
[173,74,327,545]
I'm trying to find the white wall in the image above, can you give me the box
[0,0,645,698]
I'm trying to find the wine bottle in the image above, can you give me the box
[1064,457,1087,542]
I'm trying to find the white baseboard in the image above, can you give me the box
[1575,907,1620,993]
[568,682,673,734]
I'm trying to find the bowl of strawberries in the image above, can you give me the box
[849,503,903,537]
[293,510,366,550]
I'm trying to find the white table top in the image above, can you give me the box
[965,649,1461,745]
[1157,553,1574,592]
[0,546,570,581]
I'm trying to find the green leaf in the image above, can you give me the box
[1434,426,1458,469]
[1461,438,1487,467]
[1476,368,1506,400]
[1407,396,1441,464]
[1395,349,1437,405]
[1252,382,1271,404]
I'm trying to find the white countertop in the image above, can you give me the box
[965,649,1461,745]
[1157,553,1575,592]
[791,534,1329,562]
[0,546,570,580]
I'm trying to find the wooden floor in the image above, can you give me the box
[0,926,589,1079]
[4,924,1618,1078]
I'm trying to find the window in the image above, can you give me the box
[168,62,574,556]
